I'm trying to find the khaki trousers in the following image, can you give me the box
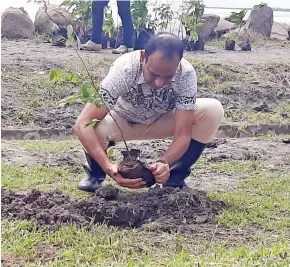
[95,98,224,149]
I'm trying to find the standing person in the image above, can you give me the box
[75,33,224,192]
[81,0,134,54]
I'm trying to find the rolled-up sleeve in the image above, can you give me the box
[175,68,197,111]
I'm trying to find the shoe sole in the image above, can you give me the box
[112,49,133,54]
[112,51,127,54]
[77,183,99,193]
[80,47,102,52]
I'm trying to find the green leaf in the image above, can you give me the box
[84,119,100,128]
[88,87,96,95]
[78,82,90,98]
[66,72,74,81]
[49,70,56,81]
[107,148,114,158]
[58,94,82,106]
[49,69,63,83]
[189,32,199,42]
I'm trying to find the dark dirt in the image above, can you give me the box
[1,187,226,232]
[118,149,156,186]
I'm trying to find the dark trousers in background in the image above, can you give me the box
[91,0,133,48]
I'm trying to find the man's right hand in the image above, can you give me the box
[106,163,146,188]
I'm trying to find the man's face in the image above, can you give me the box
[141,51,180,89]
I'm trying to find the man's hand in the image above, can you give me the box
[106,163,146,188]
[149,162,170,184]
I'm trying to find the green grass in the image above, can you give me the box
[205,39,225,48]
[225,108,290,124]
[208,160,290,229]
[2,70,76,104]
[2,219,289,267]
[17,139,81,153]
[213,81,234,92]
[1,163,88,198]
[212,160,262,174]
[2,140,290,266]
[187,58,241,88]
[212,174,290,229]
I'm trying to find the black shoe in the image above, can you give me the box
[77,151,106,192]
[164,139,206,188]
[78,141,116,192]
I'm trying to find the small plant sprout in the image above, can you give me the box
[107,147,114,158]
[49,69,63,83]
[49,69,79,84]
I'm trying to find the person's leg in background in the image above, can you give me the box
[112,0,134,54]
[81,0,109,51]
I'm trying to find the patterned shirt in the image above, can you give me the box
[100,50,197,125]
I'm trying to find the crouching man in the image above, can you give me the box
[74,32,224,192]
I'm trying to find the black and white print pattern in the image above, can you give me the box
[100,51,197,124]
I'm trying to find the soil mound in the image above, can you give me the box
[1,187,226,232]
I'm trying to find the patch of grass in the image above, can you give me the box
[257,132,279,141]
[212,160,262,174]
[206,160,290,229]
[210,167,290,229]
[1,69,80,111]
[278,102,290,119]
[225,109,290,124]
[2,219,289,266]
[198,74,215,86]
[1,220,45,258]
[64,57,115,84]
[252,37,290,49]
[18,139,81,153]
[257,132,290,141]
[28,99,44,108]
[255,62,290,85]
[16,110,30,123]
[213,81,234,92]
[187,58,241,88]
[20,72,77,101]
[1,163,88,198]
[205,39,225,48]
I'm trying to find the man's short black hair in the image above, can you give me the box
[144,32,184,61]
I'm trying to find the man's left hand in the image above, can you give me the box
[149,162,170,184]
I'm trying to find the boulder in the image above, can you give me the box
[1,7,35,39]
[270,22,290,40]
[198,14,220,40]
[246,5,273,37]
[224,6,274,39]
[215,19,236,34]
[34,4,72,34]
